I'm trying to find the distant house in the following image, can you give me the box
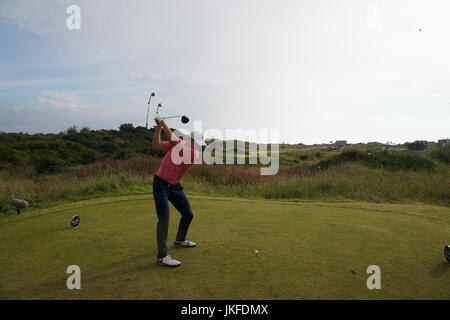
[437,139,450,148]
[407,140,427,151]
[381,144,407,152]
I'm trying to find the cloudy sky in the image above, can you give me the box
[0,0,449,143]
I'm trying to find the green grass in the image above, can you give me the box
[1,194,449,299]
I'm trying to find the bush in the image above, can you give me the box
[66,126,78,135]
[32,152,66,174]
[0,145,21,167]
[0,127,156,171]
[430,146,450,164]
[99,142,120,155]
[79,149,101,164]
[119,123,134,132]
[318,149,436,172]
[115,148,136,160]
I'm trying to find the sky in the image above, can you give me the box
[0,0,449,144]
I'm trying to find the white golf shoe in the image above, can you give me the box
[157,255,181,267]
[174,240,197,248]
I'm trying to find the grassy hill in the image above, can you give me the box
[1,128,449,221]
[0,125,163,174]
[3,127,448,175]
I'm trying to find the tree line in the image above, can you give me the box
[0,124,163,173]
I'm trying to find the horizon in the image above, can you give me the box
[1,126,448,146]
[1,0,450,144]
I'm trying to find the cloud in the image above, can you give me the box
[1,0,450,142]
[0,89,143,133]
[0,0,68,35]
[35,90,87,111]
[3,90,88,113]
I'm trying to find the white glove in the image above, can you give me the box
[154,116,163,124]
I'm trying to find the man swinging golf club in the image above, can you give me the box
[152,117,205,267]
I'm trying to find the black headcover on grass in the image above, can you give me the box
[71,215,80,228]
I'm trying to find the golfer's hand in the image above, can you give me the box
[154,117,163,125]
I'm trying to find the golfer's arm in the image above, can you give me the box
[160,120,179,147]
[152,125,165,150]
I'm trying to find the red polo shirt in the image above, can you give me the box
[155,140,199,184]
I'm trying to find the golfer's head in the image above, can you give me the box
[190,130,205,147]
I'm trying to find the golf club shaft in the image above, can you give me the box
[162,115,184,119]
[146,94,153,129]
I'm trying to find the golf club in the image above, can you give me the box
[145,92,156,129]
[155,103,189,124]
[161,115,190,123]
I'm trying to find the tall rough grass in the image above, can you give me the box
[0,156,158,213]
[229,163,450,204]
[1,155,449,215]
[319,149,436,172]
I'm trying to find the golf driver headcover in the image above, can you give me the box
[445,245,450,263]
[71,215,80,228]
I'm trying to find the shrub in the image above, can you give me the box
[430,146,450,164]
[318,149,436,172]
[32,152,66,174]
[66,126,78,135]
[115,148,136,160]
[79,149,101,164]
[119,123,134,132]
[99,142,120,155]
[0,145,21,167]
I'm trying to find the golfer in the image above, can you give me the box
[152,117,204,267]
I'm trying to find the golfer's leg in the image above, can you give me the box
[168,187,194,242]
[153,181,170,259]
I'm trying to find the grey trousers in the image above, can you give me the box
[153,175,194,259]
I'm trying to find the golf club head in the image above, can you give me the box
[156,103,162,116]
[445,245,450,263]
